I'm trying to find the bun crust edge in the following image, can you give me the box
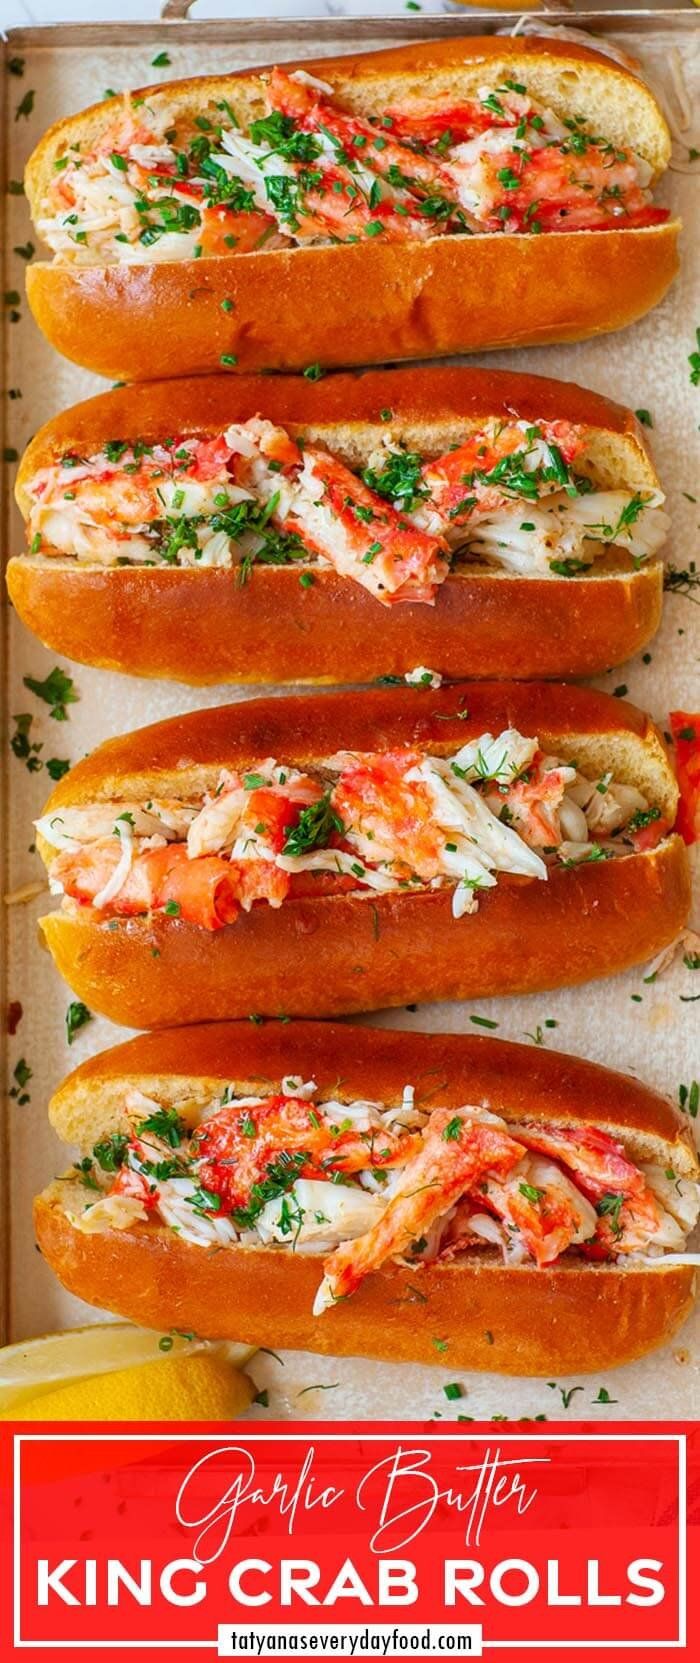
[34,1190,696,1376]
[6,559,664,686]
[25,224,680,381]
[38,838,690,1028]
[48,1020,698,1169]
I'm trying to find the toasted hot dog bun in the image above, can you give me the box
[34,1022,698,1374]
[10,367,664,684]
[36,683,690,1029]
[24,37,678,379]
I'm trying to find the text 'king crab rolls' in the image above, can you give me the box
[10,367,668,684]
[35,682,690,1029]
[34,1023,700,1375]
[23,36,678,379]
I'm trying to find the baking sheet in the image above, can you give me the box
[2,11,699,1423]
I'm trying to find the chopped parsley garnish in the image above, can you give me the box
[232,1150,309,1228]
[362,448,428,511]
[519,1183,545,1205]
[688,327,700,388]
[66,1000,92,1045]
[73,1157,100,1191]
[92,1133,129,1173]
[23,665,78,721]
[596,1192,625,1237]
[442,1117,463,1143]
[137,1106,186,1147]
[104,439,129,464]
[10,713,42,772]
[10,1058,32,1105]
[187,1186,222,1215]
[283,791,344,857]
[137,196,201,246]
[626,806,661,834]
[549,557,588,578]
[679,1081,699,1119]
[249,110,322,165]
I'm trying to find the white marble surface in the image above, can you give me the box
[1,0,695,35]
[0,2,496,32]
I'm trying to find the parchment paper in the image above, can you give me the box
[2,17,699,1422]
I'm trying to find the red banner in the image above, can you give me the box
[1,1422,697,1662]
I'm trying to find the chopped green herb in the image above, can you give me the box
[363,447,427,511]
[66,1001,92,1045]
[15,89,35,121]
[137,1107,185,1148]
[23,666,78,721]
[689,327,700,388]
[283,792,343,857]
[679,1081,699,1119]
[10,714,43,772]
[93,1133,129,1173]
[519,1183,545,1205]
[596,1192,625,1237]
[442,1117,463,1143]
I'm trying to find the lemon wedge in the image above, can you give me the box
[0,1323,255,1413]
[3,1352,254,1421]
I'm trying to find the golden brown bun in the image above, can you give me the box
[37,1022,698,1375]
[10,367,664,684]
[5,557,663,687]
[36,683,681,817]
[36,684,689,1027]
[34,1193,696,1376]
[14,366,660,511]
[24,38,677,378]
[25,223,680,383]
[25,39,673,190]
[48,1021,699,1174]
[38,838,690,1029]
